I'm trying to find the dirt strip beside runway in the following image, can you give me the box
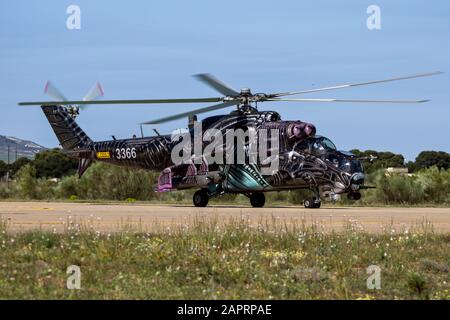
[1,202,449,233]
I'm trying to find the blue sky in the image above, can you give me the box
[1,0,449,160]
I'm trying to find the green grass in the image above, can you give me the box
[0,217,449,299]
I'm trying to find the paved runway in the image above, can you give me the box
[1,202,449,233]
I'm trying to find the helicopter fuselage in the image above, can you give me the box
[71,109,365,201]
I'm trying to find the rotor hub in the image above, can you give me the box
[66,105,80,118]
[240,88,252,95]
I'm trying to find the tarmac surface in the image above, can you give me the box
[0,201,449,233]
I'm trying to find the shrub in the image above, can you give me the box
[15,164,38,199]
[56,175,80,199]
[0,183,12,199]
[415,166,450,204]
[267,191,289,203]
[374,171,424,204]
[35,178,56,200]
[407,272,428,296]
[75,162,158,201]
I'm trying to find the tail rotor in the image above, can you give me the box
[44,81,68,102]
[44,81,104,118]
[82,81,104,109]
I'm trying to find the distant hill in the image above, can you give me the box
[0,135,47,163]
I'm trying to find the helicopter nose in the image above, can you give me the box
[352,172,365,184]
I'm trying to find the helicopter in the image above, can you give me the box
[19,71,442,208]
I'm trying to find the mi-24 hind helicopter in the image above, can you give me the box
[19,71,442,208]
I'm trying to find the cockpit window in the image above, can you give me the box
[295,136,337,154]
[312,140,323,152]
[321,137,337,151]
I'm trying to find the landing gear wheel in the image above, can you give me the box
[250,193,265,208]
[193,190,209,207]
[304,197,321,209]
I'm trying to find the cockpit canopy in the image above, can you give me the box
[294,135,363,173]
[294,135,337,154]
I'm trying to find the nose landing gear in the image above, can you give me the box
[304,197,321,208]
[304,188,322,208]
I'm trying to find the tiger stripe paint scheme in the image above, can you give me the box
[41,105,365,201]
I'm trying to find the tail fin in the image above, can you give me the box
[41,105,92,150]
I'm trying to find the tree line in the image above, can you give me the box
[0,149,77,179]
[350,149,450,173]
[0,148,449,205]
[1,148,449,180]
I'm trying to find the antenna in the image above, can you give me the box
[7,145,10,189]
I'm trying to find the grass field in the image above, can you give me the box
[0,217,449,299]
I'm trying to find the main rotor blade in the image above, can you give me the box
[267,98,430,103]
[141,101,238,125]
[18,97,223,106]
[44,81,67,101]
[272,71,443,97]
[194,73,239,96]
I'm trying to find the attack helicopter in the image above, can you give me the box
[19,71,441,208]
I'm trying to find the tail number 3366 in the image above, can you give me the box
[115,148,137,160]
